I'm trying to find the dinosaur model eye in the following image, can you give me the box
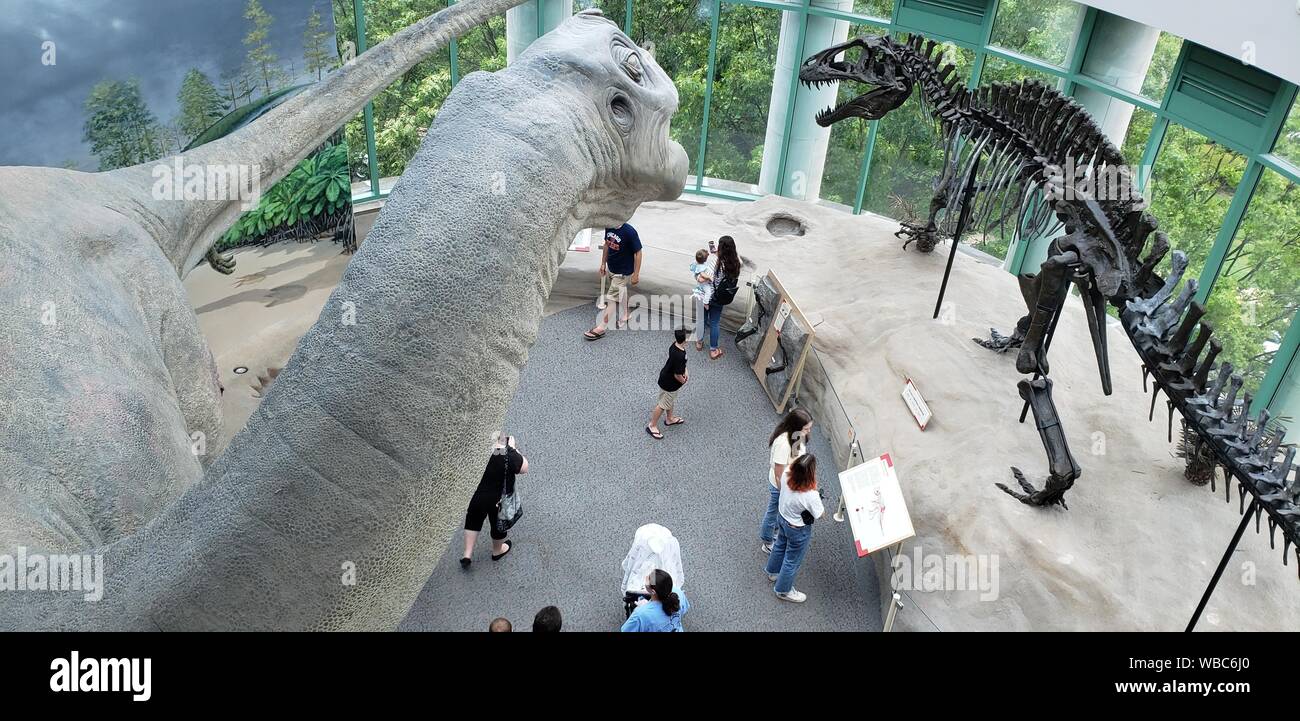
[622,52,643,83]
[613,41,645,85]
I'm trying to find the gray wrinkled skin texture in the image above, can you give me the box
[0,6,686,630]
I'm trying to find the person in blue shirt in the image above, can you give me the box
[585,223,643,341]
[621,569,689,632]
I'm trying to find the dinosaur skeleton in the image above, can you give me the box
[801,33,1300,574]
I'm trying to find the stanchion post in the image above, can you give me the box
[884,592,903,632]
[833,437,862,523]
[1186,498,1257,632]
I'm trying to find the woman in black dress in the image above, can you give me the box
[461,434,528,568]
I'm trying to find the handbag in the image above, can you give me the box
[712,266,739,306]
[494,437,523,534]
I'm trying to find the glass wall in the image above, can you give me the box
[860,43,974,241]
[1138,32,1182,101]
[629,0,712,182]
[979,55,1060,87]
[1145,124,1247,275]
[851,0,892,20]
[814,20,886,209]
[330,0,370,183]
[365,0,454,177]
[1203,168,1300,394]
[988,0,1083,67]
[1277,97,1300,169]
[335,0,1299,413]
[701,4,785,192]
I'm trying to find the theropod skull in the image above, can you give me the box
[800,35,914,126]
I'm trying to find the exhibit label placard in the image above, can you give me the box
[569,228,592,252]
[838,453,915,557]
[902,378,932,430]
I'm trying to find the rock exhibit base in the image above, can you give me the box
[189,194,1300,631]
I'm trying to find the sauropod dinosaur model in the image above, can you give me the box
[800,34,1299,574]
[0,4,688,630]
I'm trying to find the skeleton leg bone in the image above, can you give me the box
[1016,248,1079,375]
[997,378,1081,509]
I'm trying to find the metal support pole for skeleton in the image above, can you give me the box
[1186,497,1257,632]
[933,155,982,320]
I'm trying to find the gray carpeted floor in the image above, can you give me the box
[399,304,881,632]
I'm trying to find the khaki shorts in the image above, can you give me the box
[605,273,630,303]
[656,388,679,412]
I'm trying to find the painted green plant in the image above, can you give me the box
[217,140,351,249]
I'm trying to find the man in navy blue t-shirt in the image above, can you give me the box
[584,223,642,340]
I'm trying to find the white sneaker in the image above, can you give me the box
[761,542,772,554]
[775,589,807,603]
[766,573,778,582]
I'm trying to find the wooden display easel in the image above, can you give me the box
[751,271,814,413]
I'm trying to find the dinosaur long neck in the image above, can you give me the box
[122,0,531,276]
[23,69,607,631]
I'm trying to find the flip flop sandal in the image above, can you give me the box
[584,329,606,341]
[665,418,685,426]
[709,350,724,360]
[491,542,512,561]
[645,426,664,440]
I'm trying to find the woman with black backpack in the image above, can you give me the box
[460,433,528,568]
[702,235,741,360]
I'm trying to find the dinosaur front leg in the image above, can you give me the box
[997,378,1080,509]
[896,192,946,253]
[897,133,959,254]
[975,272,1035,352]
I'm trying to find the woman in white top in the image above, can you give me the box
[760,409,813,554]
[764,454,823,603]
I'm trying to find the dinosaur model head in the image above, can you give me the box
[515,9,689,221]
[799,35,915,126]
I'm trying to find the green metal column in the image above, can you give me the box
[449,0,460,85]
[695,0,723,192]
[354,0,380,197]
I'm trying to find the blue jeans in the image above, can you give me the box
[765,517,813,595]
[705,303,723,350]
[759,484,781,544]
[692,296,707,342]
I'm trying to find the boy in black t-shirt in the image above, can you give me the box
[584,223,643,341]
[646,328,689,440]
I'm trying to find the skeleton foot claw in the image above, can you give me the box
[973,328,1022,353]
[996,466,1070,509]
[895,222,939,253]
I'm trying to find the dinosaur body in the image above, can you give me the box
[0,4,687,630]
[801,34,1299,570]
